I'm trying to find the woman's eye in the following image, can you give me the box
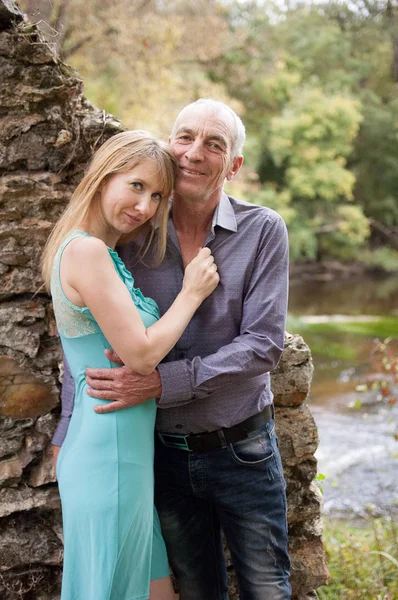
[152,193,163,202]
[131,182,143,190]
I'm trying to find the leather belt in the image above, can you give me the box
[157,404,274,452]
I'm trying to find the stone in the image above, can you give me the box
[0,486,60,517]
[272,333,314,407]
[0,435,22,459]
[0,566,62,600]
[0,415,34,436]
[290,536,330,597]
[35,413,58,438]
[29,442,57,487]
[0,510,63,569]
[276,404,319,466]
[0,0,22,32]
[0,356,58,419]
[287,482,323,526]
[0,432,47,485]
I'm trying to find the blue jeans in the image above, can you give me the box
[154,418,291,600]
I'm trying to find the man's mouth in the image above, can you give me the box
[180,166,205,176]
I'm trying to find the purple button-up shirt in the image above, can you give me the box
[53,193,288,443]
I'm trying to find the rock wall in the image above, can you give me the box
[0,2,329,598]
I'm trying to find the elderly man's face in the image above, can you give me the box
[169,106,242,204]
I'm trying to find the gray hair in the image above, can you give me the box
[170,98,246,158]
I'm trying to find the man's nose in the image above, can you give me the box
[185,139,204,161]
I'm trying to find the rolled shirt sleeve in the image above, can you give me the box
[52,357,75,446]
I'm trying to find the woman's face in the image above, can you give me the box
[98,158,166,235]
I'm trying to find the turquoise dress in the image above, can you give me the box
[52,231,170,600]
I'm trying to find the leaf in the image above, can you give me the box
[355,384,368,392]
[348,399,362,409]
[369,551,398,567]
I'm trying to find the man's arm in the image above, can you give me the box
[86,214,289,411]
[157,214,289,407]
[52,357,75,446]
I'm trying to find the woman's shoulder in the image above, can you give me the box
[63,235,112,265]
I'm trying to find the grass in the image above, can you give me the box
[318,517,398,600]
[286,315,398,361]
[287,316,398,340]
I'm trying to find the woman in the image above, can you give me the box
[42,131,219,600]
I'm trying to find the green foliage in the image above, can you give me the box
[319,517,398,599]
[19,0,398,266]
[217,1,398,263]
[318,205,370,261]
[260,86,368,259]
[269,89,362,170]
[351,99,398,228]
[359,247,398,272]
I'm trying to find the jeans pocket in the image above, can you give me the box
[227,429,275,467]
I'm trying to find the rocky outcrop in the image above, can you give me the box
[0,2,328,598]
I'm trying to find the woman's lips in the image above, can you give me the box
[125,213,143,224]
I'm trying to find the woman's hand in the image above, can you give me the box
[182,247,219,303]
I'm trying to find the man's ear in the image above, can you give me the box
[226,156,243,181]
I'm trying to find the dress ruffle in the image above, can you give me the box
[58,230,160,324]
[107,246,160,320]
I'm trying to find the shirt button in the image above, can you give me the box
[175,424,183,429]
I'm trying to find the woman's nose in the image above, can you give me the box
[136,197,150,216]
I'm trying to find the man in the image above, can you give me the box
[53,99,291,600]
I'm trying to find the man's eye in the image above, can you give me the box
[178,135,191,142]
[131,182,143,190]
[209,142,223,151]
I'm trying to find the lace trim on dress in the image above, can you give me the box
[51,232,100,339]
[50,230,160,339]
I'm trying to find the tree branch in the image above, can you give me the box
[369,217,398,249]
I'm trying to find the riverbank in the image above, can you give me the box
[288,272,398,518]
[288,271,398,598]
[289,259,398,282]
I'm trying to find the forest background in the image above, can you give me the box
[19,0,398,272]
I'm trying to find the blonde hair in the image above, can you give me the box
[42,130,176,290]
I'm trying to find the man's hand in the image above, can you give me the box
[52,445,61,475]
[85,349,162,414]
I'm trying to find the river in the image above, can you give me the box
[288,273,398,519]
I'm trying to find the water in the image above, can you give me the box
[288,274,398,518]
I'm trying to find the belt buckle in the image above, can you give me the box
[158,432,191,451]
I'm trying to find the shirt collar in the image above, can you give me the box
[167,192,238,245]
[211,192,237,233]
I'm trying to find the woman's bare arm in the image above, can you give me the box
[60,236,218,375]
